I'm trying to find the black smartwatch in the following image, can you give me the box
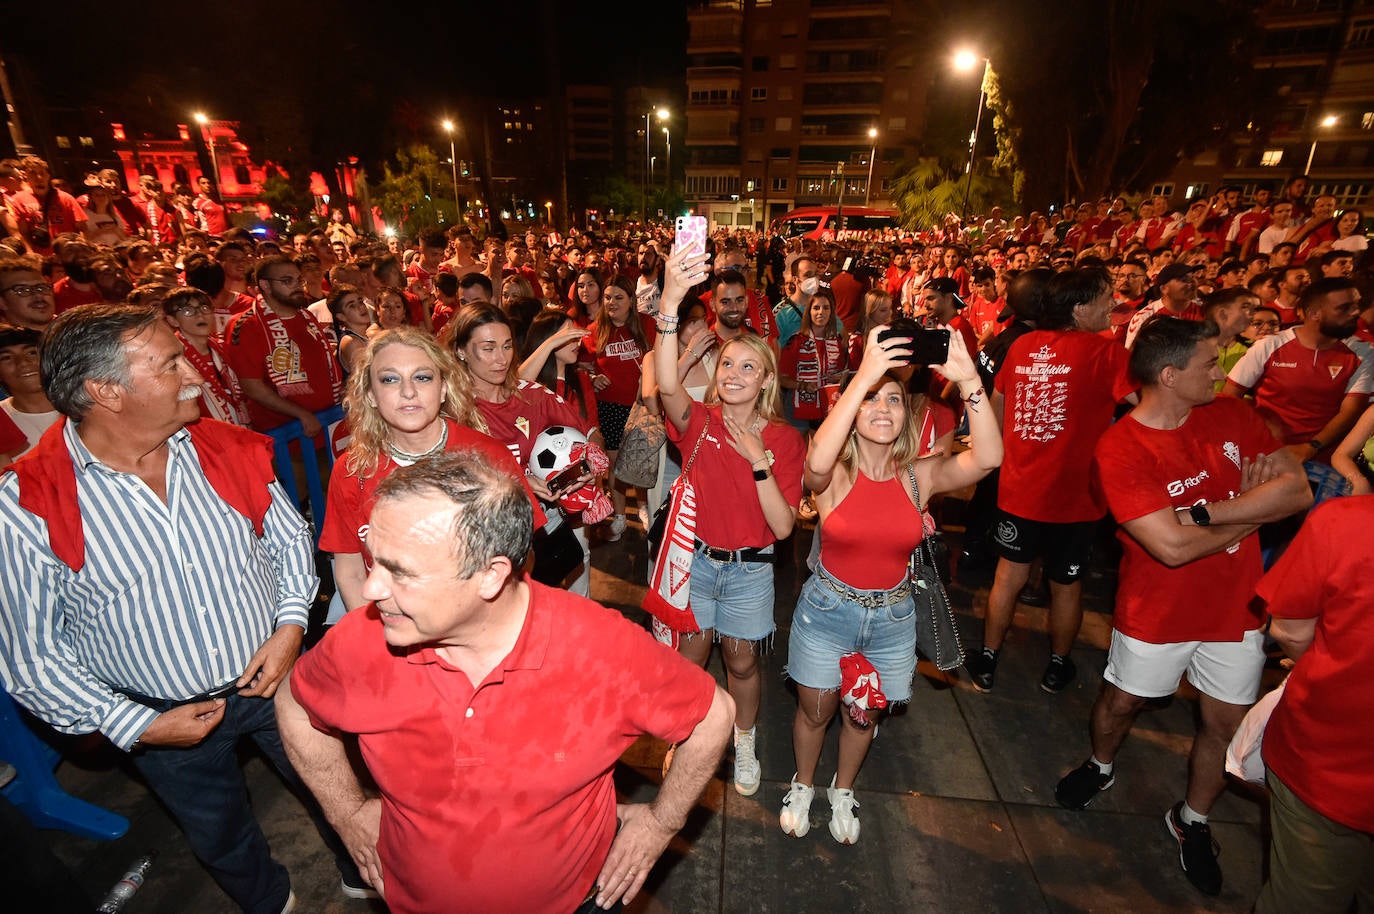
[1189,503,1212,527]
[753,467,770,481]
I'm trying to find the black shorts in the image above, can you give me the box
[990,510,1096,584]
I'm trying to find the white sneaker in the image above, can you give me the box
[827,775,860,845]
[733,726,761,796]
[279,890,297,914]
[606,513,627,542]
[779,775,815,837]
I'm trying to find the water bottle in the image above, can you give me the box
[96,852,157,913]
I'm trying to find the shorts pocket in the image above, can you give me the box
[799,577,844,613]
[887,594,916,623]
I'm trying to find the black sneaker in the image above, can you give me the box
[1165,802,1222,896]
[1054,759,1115,809]
[1039,654,1077,694]
[965,647,998,692]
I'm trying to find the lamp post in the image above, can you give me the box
[864,127,878,207]
[662,124,671,194]
[1306,114,1338,176]
[953,50,990,226]
[544,200,553,226]
[441,119,460,218]
[643,107,669,221]
[193,112,218,191]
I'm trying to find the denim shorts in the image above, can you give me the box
[688,545,776,642]
[786,563,918,704]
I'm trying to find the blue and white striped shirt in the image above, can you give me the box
[0,421,317,750]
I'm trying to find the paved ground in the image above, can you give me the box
[24,496,1279,914]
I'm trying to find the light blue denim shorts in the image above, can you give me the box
[786,562,918,703]
[687,545,776,642]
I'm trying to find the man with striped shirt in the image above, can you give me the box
[0,304,363,914]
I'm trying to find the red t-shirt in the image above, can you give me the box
[1123,299,1204,349]
[701,288,776,343]
[11,188,85,241]
[994,330,1133,522]
[667,405,805,549]
[194,196,229,235]
[212,291,256,337]
[1227,210,1270,255]
[1092,396,1279,643]
[288,584,717,914]
[476,380,595,467]
[51,278,103,315]
[320,418,545,564]
[779,333,848,421]
[579,318,654,407]
[965,295,1008,341]
[1172,224,1223,261]
[829,271,865,334]
[1258,495,1374,833]
[223,309,341,431]
[1294,219,1338,263]
[1226,329,1370,454]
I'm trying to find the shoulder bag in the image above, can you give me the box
[904,464,965,671]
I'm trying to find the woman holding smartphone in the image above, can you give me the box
[655,246,806,798]
[781,324,1001,844]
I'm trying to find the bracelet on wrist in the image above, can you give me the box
[658,325,679,334]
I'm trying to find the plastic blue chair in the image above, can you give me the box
[266,405,345,546]
[0,687,128,840]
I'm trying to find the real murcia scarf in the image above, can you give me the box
[250,298,343,405]
[177,333,251,426]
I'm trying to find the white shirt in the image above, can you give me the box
[0,398,59,457]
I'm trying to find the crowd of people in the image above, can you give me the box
[0,153,1371,914]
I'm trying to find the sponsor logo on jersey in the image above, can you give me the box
[1167,469,1210,497]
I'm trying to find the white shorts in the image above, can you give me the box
[1104,629,1265,706]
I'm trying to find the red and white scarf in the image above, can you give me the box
[178,332,251,426]
[250,298,343,405]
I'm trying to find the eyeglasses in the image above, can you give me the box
[174,303,214,316]
[1,283,53,297]
[1249,318,1281,329]
[263,275,302,288]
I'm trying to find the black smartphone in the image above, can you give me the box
[547,458,591,492]
[876,318,951,365]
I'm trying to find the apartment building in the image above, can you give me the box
[1166,0,1374,210]
[684,0,931,231]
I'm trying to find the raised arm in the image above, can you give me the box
[922,328,1003,500]
[1331,402,1374,495]
[517,326,587,382]
[655,247,711,433]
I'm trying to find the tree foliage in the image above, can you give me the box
[372,144,461,234]
[979,0,1260,207]
[888,158,1014,233]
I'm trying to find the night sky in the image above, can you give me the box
[3,0,687,167]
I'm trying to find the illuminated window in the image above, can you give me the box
[1260,149,1284,166]
[55,136,71,148]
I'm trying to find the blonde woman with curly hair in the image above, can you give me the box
[654,246,806,798]
[319,327,543,621]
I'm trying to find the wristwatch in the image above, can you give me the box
[1308,438,1325,452]
[753,467,771,481]
[1189,503,1212,527]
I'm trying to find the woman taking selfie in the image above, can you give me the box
[780,323,1001,845]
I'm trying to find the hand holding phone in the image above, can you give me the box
[876,318,951,365]
[675,215,708,259]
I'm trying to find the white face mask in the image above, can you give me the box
[799,277,820,296]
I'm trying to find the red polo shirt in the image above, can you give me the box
[289,584,717,914]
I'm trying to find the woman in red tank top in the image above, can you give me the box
[779,323,1002,845]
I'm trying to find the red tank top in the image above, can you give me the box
[820,470,931,589]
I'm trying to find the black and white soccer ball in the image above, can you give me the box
[530,425,587,473]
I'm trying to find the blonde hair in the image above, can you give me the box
[344,327,486,477]
[837,373,927,474]
[705,335,783,422]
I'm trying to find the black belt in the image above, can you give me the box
[115,680,240,714]
[694,540,775,564]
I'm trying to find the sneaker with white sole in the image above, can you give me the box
[278,890,297,914]
[827,775,860,844]
[779,775,814,837]
[340,875,381,900]
[733,727,761,796]
[606,513,627,542]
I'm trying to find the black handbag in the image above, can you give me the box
[530,514,584,587]
[905,465,965,671]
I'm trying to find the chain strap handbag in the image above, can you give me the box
[616,397,667,488]
[904,463,965,671]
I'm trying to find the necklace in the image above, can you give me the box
[388,421,449,464]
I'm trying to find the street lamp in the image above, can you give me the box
[643,107,670,220]
[441,119,461,218]
[662,125,671,195]
[544,200,553,226]
[864,128,878,207]
[953,50,991,225]
[1305,114,1338,176]
[193,111,218,192]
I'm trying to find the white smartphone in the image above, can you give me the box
[675,215,708,259]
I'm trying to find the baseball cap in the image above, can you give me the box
[1156,263,1200,285]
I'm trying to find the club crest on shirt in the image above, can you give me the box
[1329,364,1343,380]
[515,416,530,438]
[1223,441,1241,469]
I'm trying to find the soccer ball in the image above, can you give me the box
[530,425,587,474]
